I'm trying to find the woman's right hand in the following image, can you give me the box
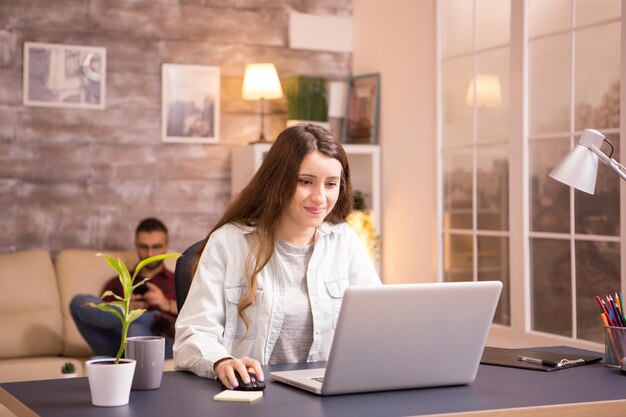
[214,357,264,389]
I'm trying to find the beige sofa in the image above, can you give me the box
[0,248,176,383]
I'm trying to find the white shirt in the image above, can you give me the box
[173,221,381,379]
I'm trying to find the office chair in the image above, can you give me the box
[174,240,203,311]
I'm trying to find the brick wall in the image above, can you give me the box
[0,0,351,255]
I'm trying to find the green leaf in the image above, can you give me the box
[108,300,126,311]
[98,253,125,277]
[87,303,124,322]
[100,290,123,301]
[132,253,181,281]
[127,308,146,325]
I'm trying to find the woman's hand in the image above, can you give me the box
[214,357,264,389]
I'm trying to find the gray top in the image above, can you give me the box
[269,240,314,364]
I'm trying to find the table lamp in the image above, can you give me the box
[465,74,502,108]
[549,128,626,194]
[242,63,283,143]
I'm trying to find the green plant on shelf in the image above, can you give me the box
[283,75,328,122]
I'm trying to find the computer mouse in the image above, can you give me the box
[620,357,626,375]
[232,371,266,391]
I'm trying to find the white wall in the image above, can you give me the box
[352,0,438,283]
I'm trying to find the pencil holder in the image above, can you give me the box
[603,326,626,367]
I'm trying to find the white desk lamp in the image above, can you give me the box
[549,128,626,194]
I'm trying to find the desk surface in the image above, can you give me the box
[1,347,626,417]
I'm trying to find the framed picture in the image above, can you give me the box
[161,63,220,144]
[23,42,106,110]
[342,73,380,144]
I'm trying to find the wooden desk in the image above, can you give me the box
[1,348,625,417]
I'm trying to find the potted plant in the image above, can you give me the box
[61,361,77,378]
[85,252,181,407]
[283,75,330,130]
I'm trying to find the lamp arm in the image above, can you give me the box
[589,144,626,182]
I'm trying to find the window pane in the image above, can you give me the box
[477,144,509,231]
[575,133,620,236]
[529,0,571,37]
[441,0,474,57]
[443,57,473,146]
[576,240,620,342]
[478,236,510,325]
[476,0,510,50]
[574,23,620,131]
[443,149,473,229]
[443,234,473,282]
[529,138,571,233]
[575,0,620,27]
[476,48,510,142]
[531,238,572,337]
[529,34,572,134]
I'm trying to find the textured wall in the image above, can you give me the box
[0,0,352,255]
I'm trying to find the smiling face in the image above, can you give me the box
[277,150,343,245]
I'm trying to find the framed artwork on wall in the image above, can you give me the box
[342,73,380,144]
[161,63,221,144]
[23,42,106,110]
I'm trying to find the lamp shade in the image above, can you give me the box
[548,129,606,195]
[241,63,283,100]
[549,144,599,194]
[465,74,502,108]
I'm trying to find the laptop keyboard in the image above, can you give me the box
[311,377,324,383]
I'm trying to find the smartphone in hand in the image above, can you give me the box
[134,284,149,295]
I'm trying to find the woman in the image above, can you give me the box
[173,124,380,389]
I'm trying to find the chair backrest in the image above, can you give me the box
[174,240,203,311]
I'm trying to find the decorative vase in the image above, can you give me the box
[86,358,136,407]
[61,372,77,378]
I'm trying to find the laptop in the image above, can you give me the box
[270,280,503,395]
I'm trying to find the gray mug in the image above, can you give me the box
[125,336,165,390]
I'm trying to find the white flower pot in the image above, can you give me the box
[86,358,136,407]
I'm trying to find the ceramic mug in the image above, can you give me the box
[125,336,165,390]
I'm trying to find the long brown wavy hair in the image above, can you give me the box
[193,124,354,335]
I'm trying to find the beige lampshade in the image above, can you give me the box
[465,74,502,108]
[241,63,283,100]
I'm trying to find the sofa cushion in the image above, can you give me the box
[0,249,63,359]
[56,249,139,357]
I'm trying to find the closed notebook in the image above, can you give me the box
[481,346,602,372]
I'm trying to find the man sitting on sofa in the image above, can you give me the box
[70,217,177,359]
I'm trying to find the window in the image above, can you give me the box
[528,0,621,342]
[440,0,511,325]
[439,0,622,344]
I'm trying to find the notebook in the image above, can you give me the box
[270,280,503,395]
[481,346,602,371]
